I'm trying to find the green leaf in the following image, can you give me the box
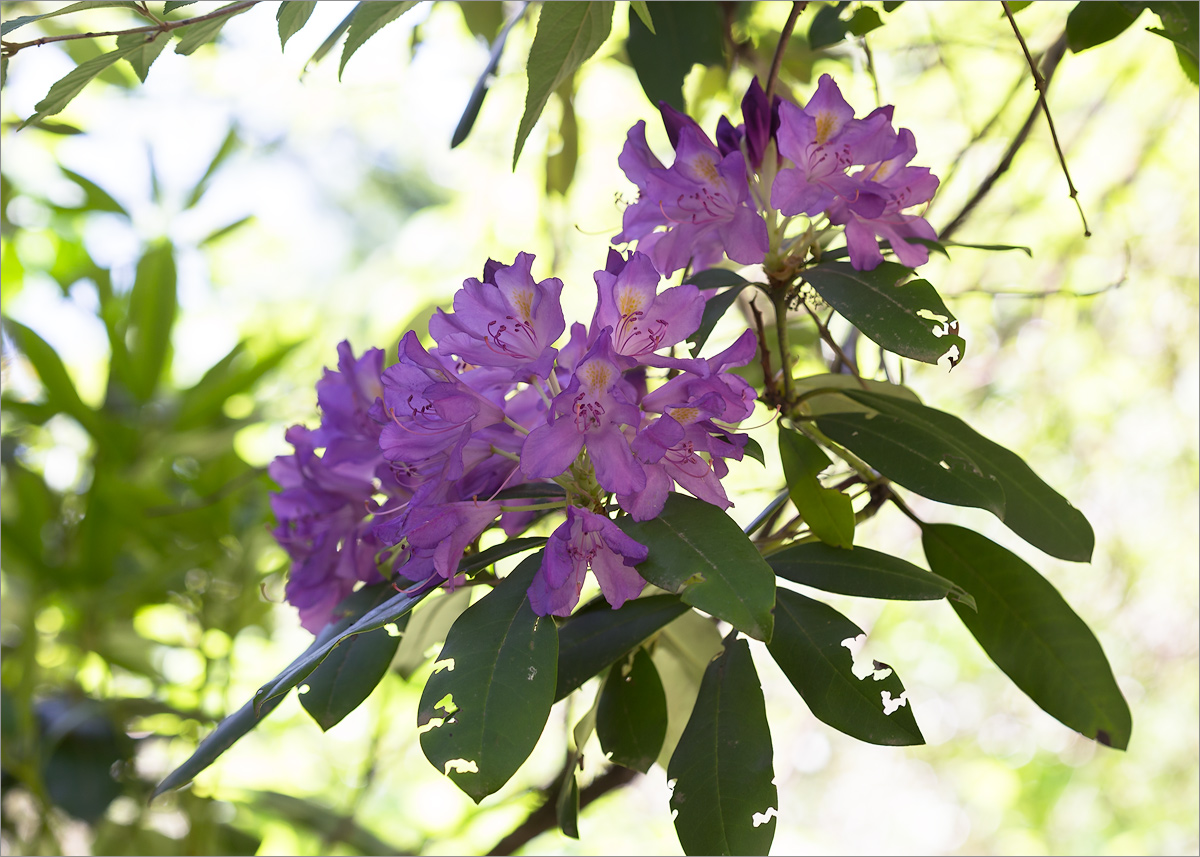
[626,1,723,111]
[451,3,527,148]
[163,1,198,12]
[1,1,137,37]
[184,126,239,209]
[393,587,472,680]
[460,536,548,576]
[777,425,855,548]
[59,167,128,215]
[808,1,850,49]
[882,1,905,12]
[115,30,168,83]
[650,609,723,767]
[126,242,177,401]
[940,240,1033,257]
[513,1,614,168]
[1,317,100,435]
[629,0,655,34]
[173,1,253,56]
[826,390,1095,561]
[668,633,777,856]
[174,339,296,430]
[339,1,419,80]
[555,762,581,838]
[277,0,317,49]
[922,524,1131,749]
[151,694,284,799]
[741,435,765,466]
[299,584,403,731]
[198,215,254,247]
[457,1,503,40]
[768,541,976,609]
[618,494,776,642]
[417,554,558,803]
[847,6,883,36]
[1147,1,1199,68]
[545,80,578,196]
[596,648,667,772]
[802,261,966,366]
[1067,1,1144,52]
[304,3,357,70]
[769,588,924,745]
[687,283,753,357]
[793,372,922,417]
[20,42,143,129]
[555,593,688,701]
[683,269,751,290]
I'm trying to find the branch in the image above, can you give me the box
[765,2,806,101]
[1,0,262,58]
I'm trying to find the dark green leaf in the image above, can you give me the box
[458,0,504,40]
[277,0,317,49]
[883,1,905,12]
[20,42,144,128]
[683,268,751,290]
[922,524,1131,749]
[668,633,776,856]
[151,694,285,798]
[173,1,253,56]
[627,1,723,111]
[451,3,527,148]
[59,167,128,215]
[630,0,655,33]
[1147,1,1199,67]
[394,587,473,680]
[618,494,776,641]
[768,541,976,609]
[769,588,923,745]
[555,765,581,838]
[778,425,855,548]
[741,435,765,466]
[808,1,850,49]
[460,536,547,576]
[555,593,687,700]
[687,283,752,357]
[339,1,419,80]
[940,240,1033,257]
[829,390,1094,561]
[514,1,614,168]
[743,489,789,537]
[801,261,966,366]
[847,6,883,36]
[126,242,177,401]
[1,1,137,36]
[116,30,168,83]
[418,554,558,803]
[794,372,922,417]
[1067,1,1144,52]
[299,584,404,731]
[596,648,666,772]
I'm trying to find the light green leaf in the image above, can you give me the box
[1,1,137,37]
[778,425,855,549]
[20,42,143,128]
[163,1,198,12]
[173,1,253,56]
[393,587,473,680]
[277,0,317,49]
[116,30,168,83]
[339,1,418,80]
[126,242,177,401]
[630,0,655,34]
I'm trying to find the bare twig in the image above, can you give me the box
[749,294,781,407]
[1000,1,1090,237]
[800,300,868,389]
[765,2,806,101]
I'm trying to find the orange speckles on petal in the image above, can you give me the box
[815,111,839,144]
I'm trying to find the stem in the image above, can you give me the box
[498,501,567,514]
[800,299,867,390]
[765,2,806,101]
[503,415,531,435]
[749,295,780,407]
[772,284,795,405]
[887,487,925,528]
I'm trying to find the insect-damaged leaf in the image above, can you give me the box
[618,494,775,641]
[417,554,558,803]
[922,524,1131,749]
[801,260,966,366]
[668,633,776,856]
[778,425,855,549]
[393,587,473,680]
[768,588,924,746]
[596,648,667,772]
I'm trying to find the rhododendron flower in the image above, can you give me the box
[592,250,704,363]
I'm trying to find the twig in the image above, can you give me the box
[749,294,781,407]
[765,2,806,101]
[800,300,867,389]
[1,0,262,57]
[1000,1,1090,237]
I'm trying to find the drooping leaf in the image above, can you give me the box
[555,762,581,838]
[277,0,317,49]
[417,554,558,803]
[596,648,667,772]
[768,541,975,609]
[393,587,473,680]
[618,494,776,641]
[1,317,101,436]
[1147,0,1198,68]
[808,1,851,49]
[173,1,253,56]
[1,1,137,37]
[793,372,922,417]
[116,31,168,83]
[922,524,1131,749]
[304,3,357,71]
[768,588,924,745]
[339,1,419,80]
[778,425,855,549]
[668,633,777,856]
[650,606,724,768]
[545,79,578,196]
[683,268,751,290]
[451,3,528,148]
[801,260,966,366]
[626,1,724,111]
[126,242,177,402]
[20,42,145,128]
[299,584,404,731]
[629,0,655,33]
[58,167,128,216]
[555,593,687,700]
[688,282,753,357]
[513,1,614,168]
[1067,1,1144,52]
[457,0,504,40]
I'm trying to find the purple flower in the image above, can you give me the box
[592,251,704,363]
[716,78,782,172]
[395,499,503,583]
[528,506,649,616]
[428,252,565,380]
[614,104,769,275]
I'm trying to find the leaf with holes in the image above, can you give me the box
[769,588,923,745]
[596,648,666,772]
[393,587,473,680]
[618,494,775,641]
[778,425,855,548]
[417,554,558,803]
[922,524,1131,749]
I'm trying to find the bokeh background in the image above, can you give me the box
[1,1,1197,854]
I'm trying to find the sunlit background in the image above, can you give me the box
[1,1,1197,854]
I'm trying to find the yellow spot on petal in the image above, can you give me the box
[511,289,534,321]
[668,407,700,425]
[581,360,614,393]
[617,286,647,317]
[815,111,839,144]
[695,155,720,183]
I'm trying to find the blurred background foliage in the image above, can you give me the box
[0,1,1196,854]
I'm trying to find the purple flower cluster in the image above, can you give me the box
[615,75,939,273]
[272,250,755,627]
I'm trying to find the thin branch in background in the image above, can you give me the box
[862,33,882,107]
[749,294,781,407]
[1001,0,1091,237]
[765,2,807,100]
[800,300,868,389]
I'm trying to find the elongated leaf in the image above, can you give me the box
[150,693,284,799]
[1068,1,1144,52]
[116,30,168,83]
[513,1,614,168]
[630,0,655,33]
[768,541,975,609]
[299,584,404,731]
[688,283,752,357]
[305,3,357,70]
[801,261,966,366]
[834,390,1094,561]
[163,1,198,11]
[618,494,775,641]
[1,1,136,36]
[922,524,1131,749]
[20,42,144,128]
[418,554,558,803]
[460,536,546,575]
[555,593,687,700]
[769,588,924,745]
[778,425,855,548]
[651,609,722,767]
[668,634,777,856]
[684,269,751,290]
[627,1,724,110]
[393,587,472,679]
[59,166,127,215]
[339,1,418,80]
[941,240,1033,257]
[555,762,581,838]
[452,2,528,148]
[545,79,578,196]
[793,372,921,417]
[173,1,253,56]
[2,317,100,435]
[277,0,317,49]
[126,242,177,401]
[596,647,666,772]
